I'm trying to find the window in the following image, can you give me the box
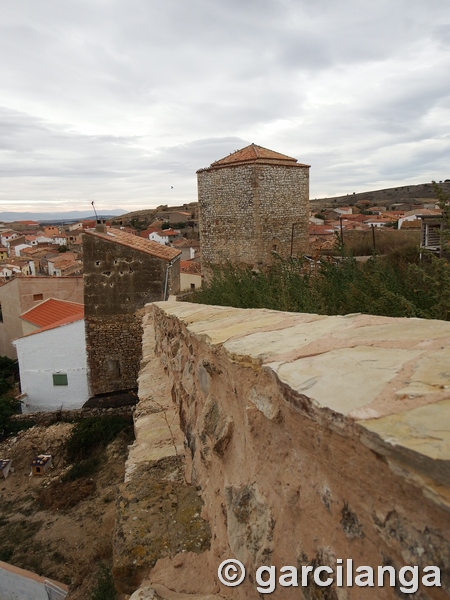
[33,293,44,301]
[190,283,196,290]
[106,359,121,379]
[52,373,68,386]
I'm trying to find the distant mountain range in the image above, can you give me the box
[0,209,126,223]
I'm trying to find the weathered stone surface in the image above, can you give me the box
[197,148,309,269]
[114,312,210,595]
[83,228,180,396]
[126,301,450,599]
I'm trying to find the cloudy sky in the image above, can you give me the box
[1,0,449,214]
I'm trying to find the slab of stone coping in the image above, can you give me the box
[153,299,302,345]
[130,584,226,599]
[152,301,450,493]
[267,345,423,416]
[360,399,450,463]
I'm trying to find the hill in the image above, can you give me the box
[311,181,450,210]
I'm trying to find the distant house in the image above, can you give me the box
[13,299,88,413]
[0,275,84,358]
[180,260,202,291]
[148,229,180,245]
[335,206,353,216]
[83,221,181,397]
[398,209,441,230]
[156,210,193,225]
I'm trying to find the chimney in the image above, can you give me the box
[96,218,107,233]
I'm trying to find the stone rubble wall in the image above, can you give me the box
[121,300,450,599]
[198,163,309,267]
[10,404,134,425]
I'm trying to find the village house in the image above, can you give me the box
[398,208,442,229]
[172,238,200,261]
[180,260,202,291]
[147,229,181,246]
[83,221,181,396]
[0,231,19,253]
[13,298,88,413]
[156,210,193,225]
[0,275,83,358]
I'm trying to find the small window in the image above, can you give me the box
[106,359,121,379]
[53,373,68,386]
[190,283,196,290]
[33,293,44,301]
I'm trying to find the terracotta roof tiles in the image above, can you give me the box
[198,143,310,171]
[85,228,181,261]
[180,260,202,275]
[20,298,84,328]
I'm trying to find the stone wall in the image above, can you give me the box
[83,233,179,396]
[119,301,450,599]
[198,163,309,268]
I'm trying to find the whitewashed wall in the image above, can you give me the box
[0,561,68,599]
[13,320,89,413]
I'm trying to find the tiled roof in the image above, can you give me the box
[85,228,181,261]
[20,298,84,328]
[199,143,310,171]
[149,229,179,236]
[180,260,202,275]
[173,238,200,248]
[21,312,84,337]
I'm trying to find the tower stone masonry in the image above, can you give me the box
[197,143,310,269]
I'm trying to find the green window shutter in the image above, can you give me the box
[52,373,68,386]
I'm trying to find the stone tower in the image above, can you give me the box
[197,143,310,269]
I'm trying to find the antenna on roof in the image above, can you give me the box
[91,201,98,220]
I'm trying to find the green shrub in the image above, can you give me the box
[191,252,450,321]
[90,564,117,600]
[66,416,132,462]
[62,456,101,481]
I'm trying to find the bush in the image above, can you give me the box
[0,396,24,438]
[191,252,450,320]
[90,564,117,600]
[62,456,101,481]
[66,416,132,462]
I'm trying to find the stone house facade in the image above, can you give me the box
[83,224,181,397]
[197,143,310,269]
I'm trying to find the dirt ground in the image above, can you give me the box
[0,421,134,599]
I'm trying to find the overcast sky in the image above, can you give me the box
[1,0,449,213]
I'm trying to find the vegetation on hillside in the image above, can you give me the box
[191,246,450,320]
[0,357,32,438]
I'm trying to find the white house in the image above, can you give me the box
[148,229,180,245]
[13,300,88,413]
[13,243,33,258]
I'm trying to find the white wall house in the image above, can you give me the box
[148,229,179,245]
[13,318,89,413]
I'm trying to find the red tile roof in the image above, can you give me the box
[22,312,85,337]
[85,228,181,261]
[180,260,202,275]
[20,298,84,328]
[199,143,310,171]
